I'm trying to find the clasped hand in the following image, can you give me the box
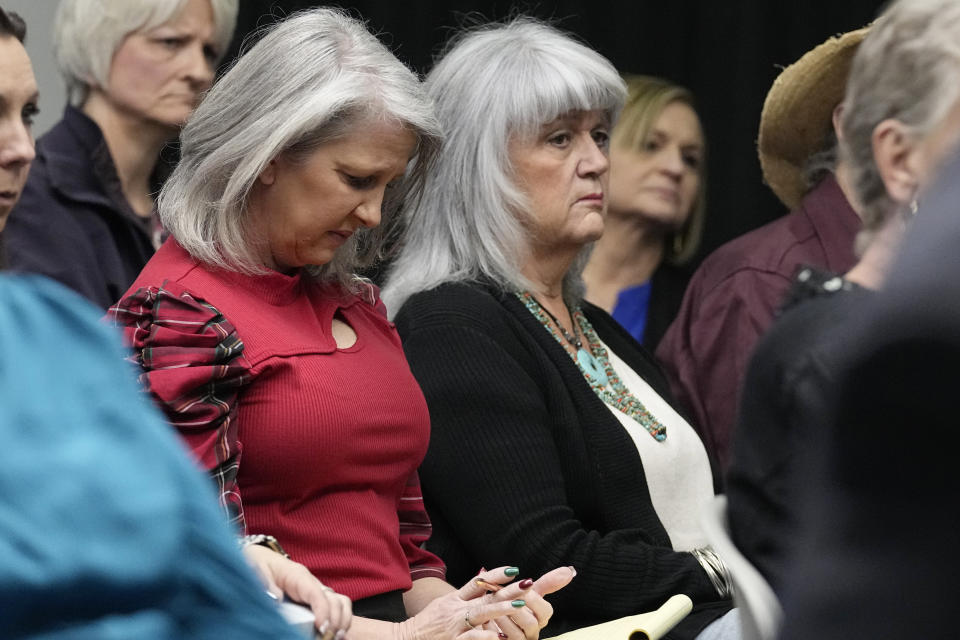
[400,566,576,640]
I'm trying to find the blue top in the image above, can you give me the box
[0,275,300,639]
[611,281,654,344]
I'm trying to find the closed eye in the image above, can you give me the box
[342,173,377,190]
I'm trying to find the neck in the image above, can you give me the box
[844,215,905,290]
[582,211,665,312]
[521,246,580,335]
[833,160,864,219]
[522,243,581,301]
[82,93,174,217]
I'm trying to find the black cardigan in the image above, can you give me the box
[395,281,730,638]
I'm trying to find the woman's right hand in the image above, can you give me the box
[398,581,530,640]
[242,543,353,639]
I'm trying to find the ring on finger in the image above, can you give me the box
[464,610,477,630]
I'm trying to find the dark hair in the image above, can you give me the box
[0,6,27,269]
[0,7,26,42]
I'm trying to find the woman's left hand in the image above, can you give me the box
[469,566,576,639]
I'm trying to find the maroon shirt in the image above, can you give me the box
[655,175,860,471]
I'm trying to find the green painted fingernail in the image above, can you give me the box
[505,567,519,576]
[511,599,525,608]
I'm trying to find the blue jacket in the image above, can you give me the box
[0,274,302,639]
[5,106,157,309]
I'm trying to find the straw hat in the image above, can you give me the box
[758,26,870,210]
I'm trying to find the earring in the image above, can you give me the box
[910,199,919,217]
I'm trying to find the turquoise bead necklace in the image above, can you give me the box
[517,292,667,442]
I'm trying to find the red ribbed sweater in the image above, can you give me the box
[112,239,446,600]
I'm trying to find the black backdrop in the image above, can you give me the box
[223,1,887,267]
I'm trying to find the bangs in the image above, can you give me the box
[506,48,624,137]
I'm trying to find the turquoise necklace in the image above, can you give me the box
[517,292,667,442]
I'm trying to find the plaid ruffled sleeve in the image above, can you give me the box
[399,469,447,581]
[106,282,252,531]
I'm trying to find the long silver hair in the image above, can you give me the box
[382,17,625,316]
[157,7,442,288]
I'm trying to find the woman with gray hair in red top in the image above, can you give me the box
[109,8,572,640]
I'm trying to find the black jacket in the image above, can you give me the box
[5,106,156,309]
[725,268,872,595]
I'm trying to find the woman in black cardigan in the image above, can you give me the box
[383,18,737,640]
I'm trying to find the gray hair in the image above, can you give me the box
[158,7,442,287]
[382,17,626,315]
[801,127,839,194]
[53,0,238,107]
[841,0,960,248]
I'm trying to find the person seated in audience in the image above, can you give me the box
[4,0,238,309]
[383,18,738,640]
[0,7,34,244]
[108,8,572,640]
[777,3,960,637]
[724,3,960,595]
[583,74,706,351]
[655,27,868,470]
[0,8,328,638]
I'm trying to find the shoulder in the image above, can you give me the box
[14,116,112,225]
[126,239,206,293]
[753,281,872,384]
[31,115,95,184]
[0,275,107,339]
[394,281,510,333]
[694,211,813,288]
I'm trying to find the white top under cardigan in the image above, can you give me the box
[600,338,715,552]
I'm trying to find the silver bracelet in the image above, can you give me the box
[691,546,731,599]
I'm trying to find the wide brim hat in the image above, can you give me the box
[758,26,870,210]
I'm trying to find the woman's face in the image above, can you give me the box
[102,0,218,131]
[0,36,37,230]
[607,101,703,229]
[250,120,417,273]
[510,109,611,252]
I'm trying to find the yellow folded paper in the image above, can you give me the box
[544,594,693,640]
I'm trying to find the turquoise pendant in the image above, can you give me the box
[577,348,608,386]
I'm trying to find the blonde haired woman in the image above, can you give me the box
[583,75,706,350]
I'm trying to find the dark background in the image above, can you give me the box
[224,1,887,268]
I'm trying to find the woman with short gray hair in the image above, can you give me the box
[4,0,237,309]
[841,0,960,245]
[726,1,960,630]
[385,18,738,640]
[776,0,960,636]
[109,8,571,640]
